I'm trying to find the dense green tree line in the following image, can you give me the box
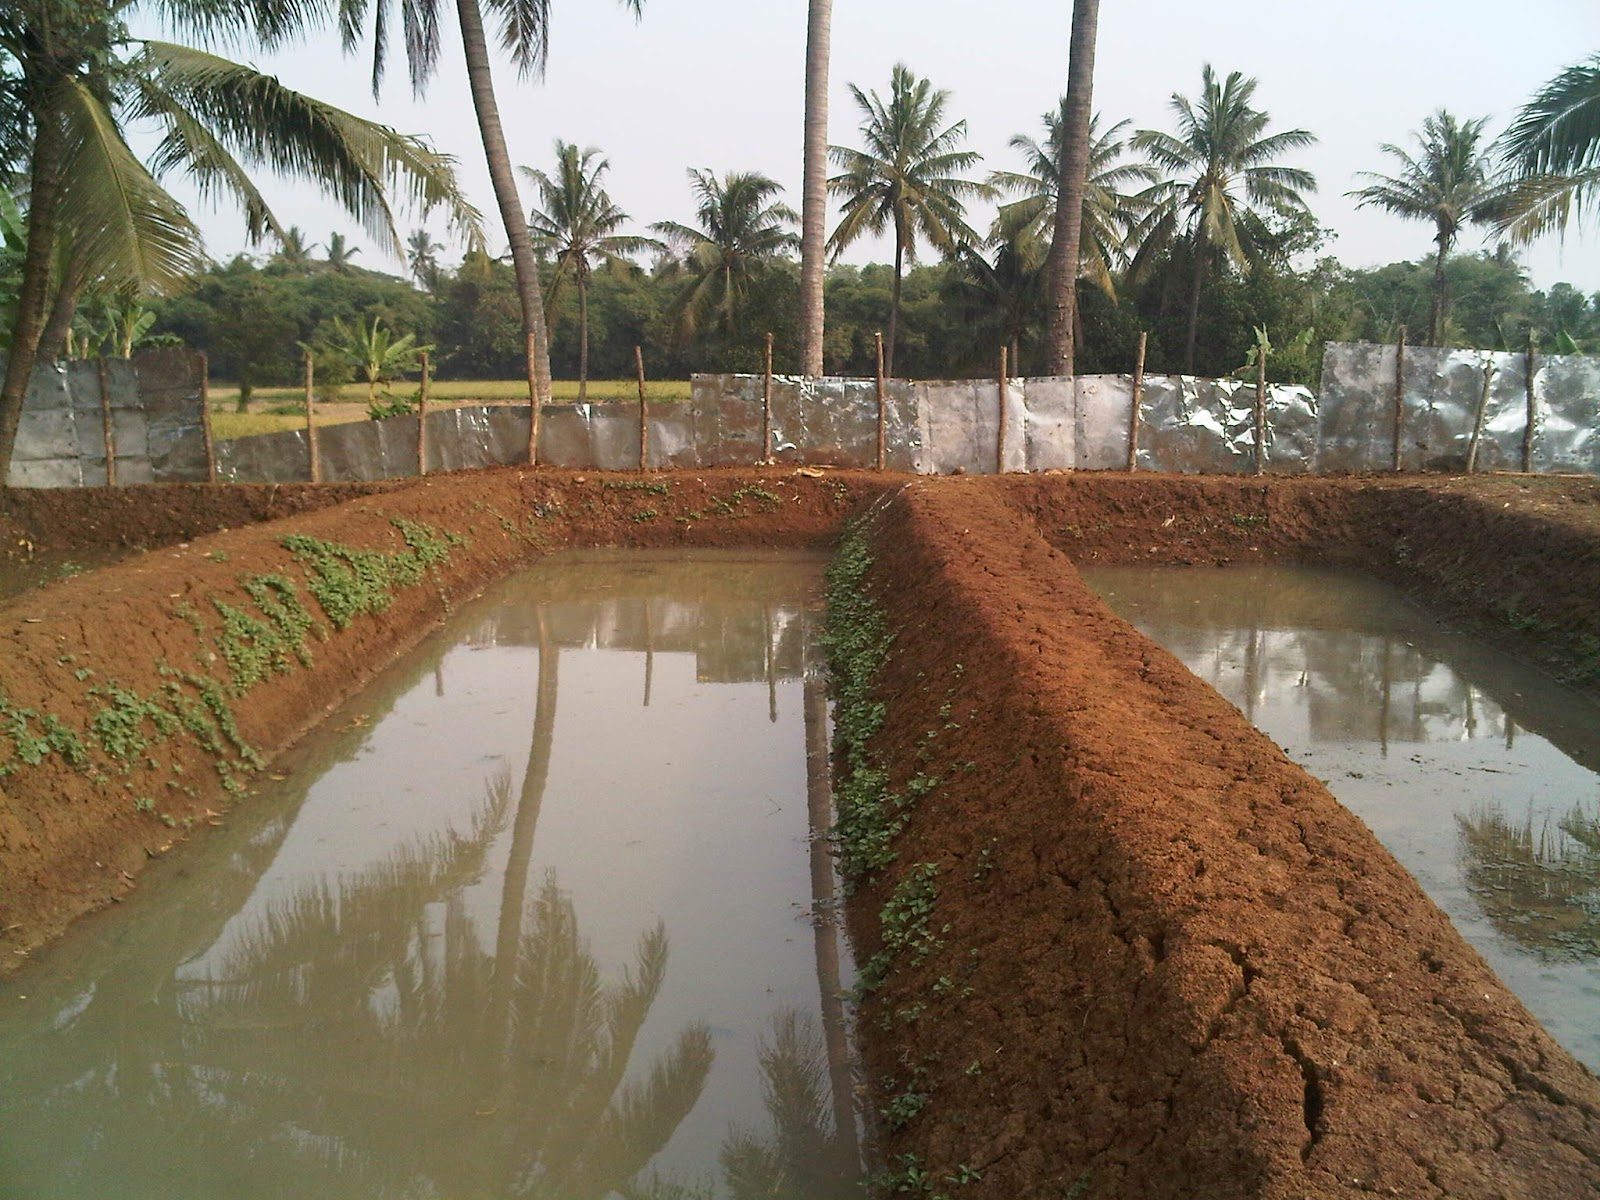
[146,235,1600,395]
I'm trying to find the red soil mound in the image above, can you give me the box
[845,478,1600,1197]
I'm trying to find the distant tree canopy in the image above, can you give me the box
[142,240,1598,394]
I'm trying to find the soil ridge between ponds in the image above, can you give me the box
[843,478,1600,1198]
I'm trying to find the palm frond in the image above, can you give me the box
[51,77,204,296]
[138,40,483,253]
[1504,53,1600,176]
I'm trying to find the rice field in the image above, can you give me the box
[206,379,694,440]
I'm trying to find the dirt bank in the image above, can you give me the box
[843,478,1600,1197]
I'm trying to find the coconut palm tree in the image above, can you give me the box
[827,63,990,377]
[332,0,647,445]
[652,170,799,342]
[324,230,361,272]
[1499,53,1600,242]
[523,141,660,401]
[1130,65,1316,373]
[0,5,479,481]
[406,227,446,291]
[798,0,833,376]
[270,225,319,271]
[1349,111,1503,346]
[991,106,1153,302]
[945,227,1048,372]
[1043,0,1100,375]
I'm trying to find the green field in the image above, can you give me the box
[206,379,693,441]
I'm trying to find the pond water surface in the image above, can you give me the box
[1083,564,1600,1072]
[0,549,862,1199]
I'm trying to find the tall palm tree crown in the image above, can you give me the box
[1131,64,1316,372]
[652,169,799,341]
[828,63,990,376]
[991,105,1153,300]
[1349,110,1501,345]
[1500,54,1600,242]
[0,0,479,479]
[523,141,659,399]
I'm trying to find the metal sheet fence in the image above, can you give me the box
[7,342,1598,486]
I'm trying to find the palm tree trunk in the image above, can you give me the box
[1184,244,1205,374]
[455,0,553,417]
[39,252,92,362]
[577,267,589,403]
[1043,0,1100,376]
[0,96,66,481]
[798,0,833,376]
[887,234,904,379]
[487,611,559,1061]
[1428,236,1448,347]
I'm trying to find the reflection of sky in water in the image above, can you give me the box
[1086,565,1600,1071]
[0,551,857,1200]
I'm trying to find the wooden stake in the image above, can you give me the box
[1467,355,1495,474]
[526,330,541,466]
[762,331,774,465]
[1522,329,1537,473]
[874,331,887,470]
[198,352,217,484]
[96,356,117,487]
[417,349,431,476]
[304,350,320,483]
[1127,330,1147,472]
[1254,336,1268,476]
[1392,326,1406,472]
[635,344,649,470]
[997,343,1009,474]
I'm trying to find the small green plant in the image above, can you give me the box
[280,519,461,631]
[881,1087,930,1129]
[602,479,671,495]
[859,861,943,992]
[1230,512,1268,530]
[630,508,659,522]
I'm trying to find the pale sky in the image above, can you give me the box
[137,0,1600,292]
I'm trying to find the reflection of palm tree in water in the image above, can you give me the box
[4,607,713,1197]
[718,1010,861,1199]
[1457,801,1600,961]
[194,607,714,1196]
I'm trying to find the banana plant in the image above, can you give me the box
[325,315,434,416]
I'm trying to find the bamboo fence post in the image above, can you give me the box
[997,344,1009,474]
[1254,337,1268,477]
[1467,355,1495,474]
[198,352,217,483]
[635,345,649,470]
[1522,329,1537,473]
[1392,326,1406,472]
[762,331,774,465]
[303,350,320,483]
[1127,330,1147,472]
[526,330,541,467]
[96,356,117,487]
[874,331,886,470]
[417,349,431,476]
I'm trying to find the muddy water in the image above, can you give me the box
[1083,564,1600,1071]
[0,550,862,1199]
